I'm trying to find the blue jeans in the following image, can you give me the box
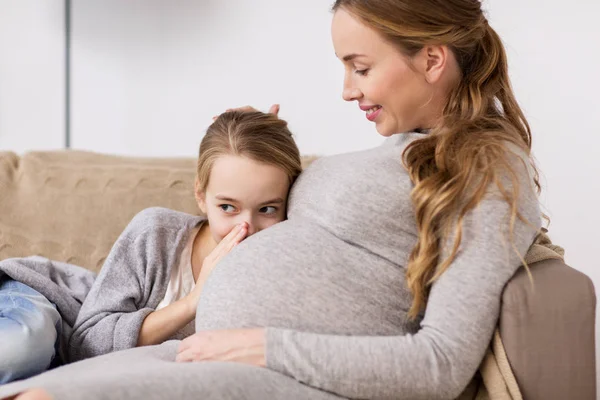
[0,277,61,384]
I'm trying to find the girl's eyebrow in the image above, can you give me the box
[215,195,284,206]
[259,198,284,206]
[215,195,239,203]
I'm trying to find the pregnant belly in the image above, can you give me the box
[195,219,415,336]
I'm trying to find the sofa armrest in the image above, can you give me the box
[499,259,596,400]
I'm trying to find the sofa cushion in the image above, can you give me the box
[0,150,200,273]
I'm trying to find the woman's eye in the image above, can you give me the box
[355,68,369,76]
[219,204,236,213]
[260,206,278,215]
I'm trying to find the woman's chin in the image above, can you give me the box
[374,123,396,137]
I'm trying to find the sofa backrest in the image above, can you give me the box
[0,150,200,273]
[0,150,316,274]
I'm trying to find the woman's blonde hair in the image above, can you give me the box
[196,111,302,193]
[332,0,541,318]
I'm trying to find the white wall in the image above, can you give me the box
[71,0,377,157]
[0,0,65,153]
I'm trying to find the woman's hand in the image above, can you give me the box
[213,104,280,120]
[184,223,248,314]
[175,328,266,367]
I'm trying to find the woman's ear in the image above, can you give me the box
[195,179,207,214]
[420,45,450,84]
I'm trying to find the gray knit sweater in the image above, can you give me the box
[195,132,541,399]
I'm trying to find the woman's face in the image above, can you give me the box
[331,8,444,136]
[196,155,290,244]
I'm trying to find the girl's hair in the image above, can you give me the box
[196,110,302,192]
[332,0,541,318]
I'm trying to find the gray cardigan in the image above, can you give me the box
[68,209,204,362]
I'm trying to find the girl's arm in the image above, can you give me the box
[137,222,248,347]
[136,297,196,347]
[68,208,187,361]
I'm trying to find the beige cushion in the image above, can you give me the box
[0,151,200,273]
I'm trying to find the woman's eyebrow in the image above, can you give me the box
[342,53,366,62]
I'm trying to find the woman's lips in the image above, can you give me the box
[365,106,382,122]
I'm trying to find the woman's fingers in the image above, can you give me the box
[176,333,207,362]
[175,348,194,363]
[268,104,280,115]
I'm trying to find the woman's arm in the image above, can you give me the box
[264,185,541,400]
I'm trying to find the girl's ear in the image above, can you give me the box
[195,179,207,214]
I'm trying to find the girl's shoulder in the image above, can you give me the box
[122,207,205,241]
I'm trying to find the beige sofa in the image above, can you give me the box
[0,150,596,399]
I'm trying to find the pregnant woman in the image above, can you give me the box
[1,0,542,399]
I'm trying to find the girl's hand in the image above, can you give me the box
[213,104,280,120]
[175,328,266,367]
[184,222,248,313]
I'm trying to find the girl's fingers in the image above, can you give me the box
[211,224,248,260]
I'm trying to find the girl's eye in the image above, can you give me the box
[219,204,236,213]
[355,68,369,76]
[259,206,278,215]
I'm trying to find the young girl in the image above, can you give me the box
[67,110,302,361]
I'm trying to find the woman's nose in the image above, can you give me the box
[342,86,362,102]
[342,72,362,101]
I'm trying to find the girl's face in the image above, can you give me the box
[196,155,291,244]
[331,8,450,136]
